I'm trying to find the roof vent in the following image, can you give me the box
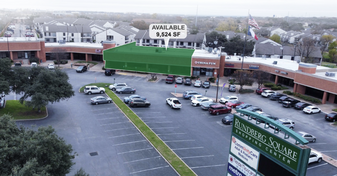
[325,72,335,77]
[273,61,278,65]
[58,40,66,44]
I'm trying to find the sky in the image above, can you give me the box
[4,0,337,17]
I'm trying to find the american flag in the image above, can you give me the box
[248,14,260,29]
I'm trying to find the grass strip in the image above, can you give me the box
[0,100,47,120]
[81,83,195,175]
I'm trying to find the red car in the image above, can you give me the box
[256,87,269,95]
[225,100,244,108]
[209,104,232,115]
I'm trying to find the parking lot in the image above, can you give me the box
[16,69,337,175]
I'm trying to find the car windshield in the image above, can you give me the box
[77,66,83,69]
[204,82,210,85]
[225,115,233,120]
[195,80,201,83]
[224,96,230,99]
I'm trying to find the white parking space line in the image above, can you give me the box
[190,164,227,169]
[113,140,146,146]
[99,121,129,126]
[117,147,153,155]
[140,116,167,119]
[124,156,161,163]
[172,147,204,151]
[163,139,195,143]
[151,127,179,130]
[105,127,135,132]
[319,150,337,152]
[157,133,186,136]
[307,163,328,170]
[181,155,214,159]
[216,121,231,127]
[130,165,170,175]
[309,143,327,145]
[108,133,140,138]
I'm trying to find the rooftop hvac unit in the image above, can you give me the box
[273,61,278,65]
[325,72,335,77]
[58,40,66,44]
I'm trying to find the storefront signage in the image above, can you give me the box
[280,71,288,75]
[275,70,280,73]
[95,49,102,53]
[194,61,216,65]
[230,136,260,170]
[233,117,301,171]
[228,154,257,176]
[225,63,235,67]
[249,65,259,69]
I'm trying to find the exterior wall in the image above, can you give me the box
[0,41,41,51]
[45,46,103,55]
[296,84,306,94]
[329,94,335,104]
[298,66,316,74]
[96,32,107,44]
[191,58,220,69]
[294,73,337,94]
[106,30,125,46]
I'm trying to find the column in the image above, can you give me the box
[328,94,335,104]
[10,51,13,60]
[274,75,279,85]
[85,54,88,62]
[322,92,328,104]
[293,83,297,93]
[70,53,74,61]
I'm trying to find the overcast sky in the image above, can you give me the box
[5,0,337,17]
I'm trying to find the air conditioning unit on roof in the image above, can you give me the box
[325,72,335,77]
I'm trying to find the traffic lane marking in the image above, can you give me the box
[307,163,328,170]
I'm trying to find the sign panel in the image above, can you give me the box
[228,154,257,176]
[230,136,260,170]
[232,117,301,171]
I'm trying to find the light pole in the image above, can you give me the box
[280,46,283,59]
[293,44,297,61]
[213,39,219,102]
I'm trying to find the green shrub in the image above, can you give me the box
[102,66,106,70]
[54,60,68,64]
[208,77,216,83]
[29,57,40,64]
[283,91,293,95]
[293,93,322,104]
[271,86,282,90]
[238,89,254,94]
[263,83,275,87]
[332,109,337,112]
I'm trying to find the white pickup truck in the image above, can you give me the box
[84,86,105,95]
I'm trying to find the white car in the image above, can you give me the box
[109,83,127,91]
[303,106,321,114]
[191,97,213,106]
[297,131,316,143]
[175,77,183,84]
[84,86,105,95]
[308,151,323,164]
[47,63,55,69]
[190,94,204,101]
[31,62,37,67]
[166,98,182,109]
[193,80,202,87]
[261,90,275,98]
[219,96,238,104]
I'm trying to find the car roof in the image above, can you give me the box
[93,96,105,99]
[131,98,144,100]
[210,104,226,108]
[306,105,316,108]
[168,97,179,100]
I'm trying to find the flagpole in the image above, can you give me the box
[241,12,249,69]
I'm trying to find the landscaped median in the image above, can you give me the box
[0,100,47,120]
[80,83,196,176]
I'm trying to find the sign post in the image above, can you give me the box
[175,84,177,93]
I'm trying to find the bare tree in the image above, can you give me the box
[51,48,67,67]
[254,70,270,88]
[296,37,316,62]
[232,70,254,91]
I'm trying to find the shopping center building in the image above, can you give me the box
[1,38,337,104]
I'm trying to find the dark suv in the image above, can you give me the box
[209,104,231,115]
[129,98,151,107]
[165,75,175,84]
[269,93,284,101]
[183,90,201,99]
[325,113,337,122]
[278,96,289,103]
[105,69,115,76]
[294,102,312,110]
[282,99,300,108]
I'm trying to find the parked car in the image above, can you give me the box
[209,104,232,115]
[84,86,105,95]
[116,87,136,94]
[325,113,337,122]
[166,98,182,109]
[245,106,262,112]
[193,80,202,87]
[190,94,204,102]
[278,96,289,103]
[202,81,210,88]
[219,96,238,104]
[109,83,127,91]
[182,90,201,99]
[294,102,312,110]
[124,95,146,104]
[200,102,219,110]
[76,65,87,73]
[256,87,269,95]
[225,100,244,108]
[91,96,112,105]
[14,62,22,67]
[0,94,5,108]
[184,78,192,86]
[282,99,300,108]
[129,98,151,107]
[191,97,213,106]
[268,118,295,130]
[165,75,175,84]
[175,77,183,84]
[235,103,252,110]
[222,114,234,125]
[261,90,276,98]
[303,106,321,114]
[308,151,323,164]
[105,69,115,76]
[47,63,55,69]
[269,92,284,101]
[31,62,38,68]
[253,111,279,123]
[228,85,236,92]
[297,131,316,143]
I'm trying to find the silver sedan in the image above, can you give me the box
[91,96,112,105]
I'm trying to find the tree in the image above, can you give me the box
[190,25,199,34]
[19,68,75,112]
[256,28,270,38]
[254,70,270,88]
[215,18,239,32]
[328,41,337,62]
[0,114,75,175]
[320,34,336,55]
[130,20,149,30]
[232,70,254,91]
[297,37,316,61]
[51,48,67,68]
[223,36,254,56]
[269,34,281,44]
[74,168,90,176]
[0,58,12,94]
[205,31,227,48]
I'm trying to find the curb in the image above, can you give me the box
[15,106,49,122]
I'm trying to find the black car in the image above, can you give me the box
[235,103,252,110]
[105,69,115,76]
[325,113,337,122]
[294,102,312,110]
[222,114,234,125]
[202,81,210,88]
[245,106,262,112]
[269,93,285,101]
[116,87,136,94]
[184,78,192,86]
[282,99,300,108]
[76,66,87,73]
[278,95,289,103]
